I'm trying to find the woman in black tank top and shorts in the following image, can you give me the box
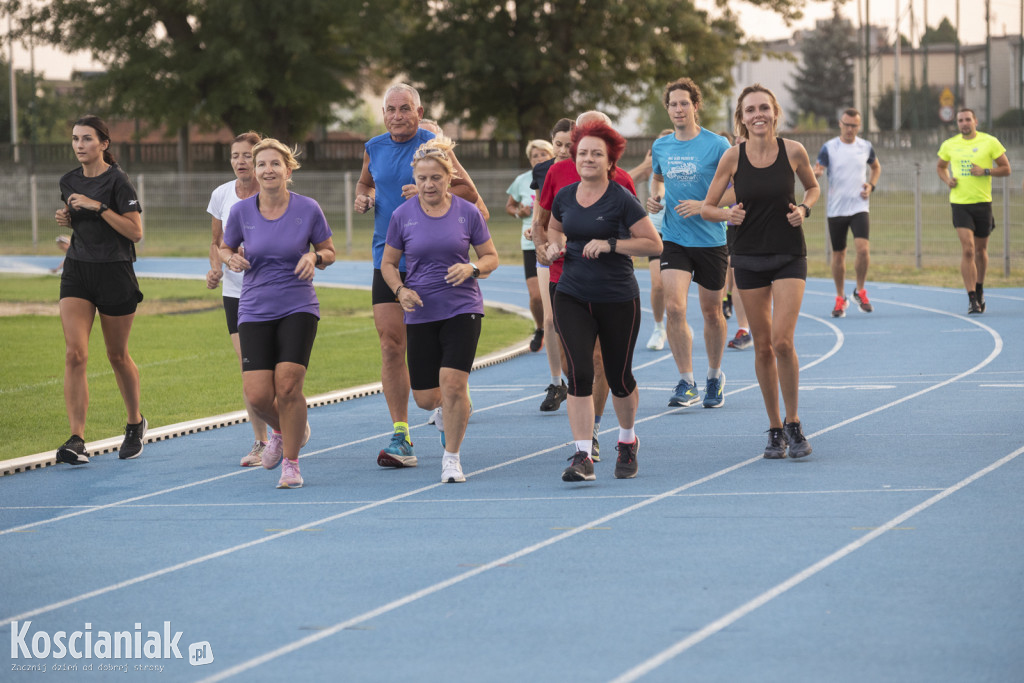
[701,85,820,460]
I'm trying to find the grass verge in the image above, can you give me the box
[0,275,532,460]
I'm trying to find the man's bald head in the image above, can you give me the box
[576,110,612,127]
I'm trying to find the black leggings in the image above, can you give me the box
[553,292,641,398]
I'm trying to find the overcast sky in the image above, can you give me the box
[7,0,1018,80]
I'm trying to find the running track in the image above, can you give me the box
[1,255,1022,682]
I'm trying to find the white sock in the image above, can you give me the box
[575,440,593,456]
[708,367,722,380]
[618,427,636,444]
[444,450,460,460]
[655,320,665,331]
[552,376,562,386]
[681,372,694,384]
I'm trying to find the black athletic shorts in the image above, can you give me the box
[828,212,870,251]
[951,202,995,238]
[59,257,143,316]
[731,254,808,290]
[372,268,407,306]
[659,241,728,291]
[223,296,240,335]
[238,312,319,371]
[522,249,538,280]
[406,313,483,390]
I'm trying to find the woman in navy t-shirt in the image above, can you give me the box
[544,121,662,483]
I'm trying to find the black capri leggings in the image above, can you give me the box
[553,292,641,398]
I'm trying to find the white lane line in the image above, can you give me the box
[0,488,945,511]
[609,442,1024,683]
[0,298,1001,662]
[0,392,548,537]
[0,309,841,536]
[195,457,761,683]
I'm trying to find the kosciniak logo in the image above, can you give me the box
[10,620,212,666]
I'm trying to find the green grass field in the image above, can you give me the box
[0,275,532,461]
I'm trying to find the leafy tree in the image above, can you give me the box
[787,1,857,128]
[7,0,397,142]
[0,58,84,144]
[391,0,807,144]
[872,85,942,130]
[922,17,957,46]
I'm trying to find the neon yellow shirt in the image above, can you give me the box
[937,132,1007,204]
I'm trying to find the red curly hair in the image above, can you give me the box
[570,121,626,180]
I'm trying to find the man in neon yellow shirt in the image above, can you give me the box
[936,108,1011,314]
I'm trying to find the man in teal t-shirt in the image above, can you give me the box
[936,108,1011,314]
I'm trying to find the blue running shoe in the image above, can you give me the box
[377,431,417,468]
[703,374,725,408]
[668,379,701,407]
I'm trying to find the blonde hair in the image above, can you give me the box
[733,84,782,140]
[251,138,301,183]
[411,135,459,178]
[525,139,554,160]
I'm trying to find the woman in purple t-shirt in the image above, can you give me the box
[381,137,499,484]
[221,139,336,489]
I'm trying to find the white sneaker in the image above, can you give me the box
[646,325,666,351]
[240,440,266,467]
[427,407,440,425]
[441,454,465,483]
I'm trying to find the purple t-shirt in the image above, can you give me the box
[223,192,332,324]
[385,195,490,324]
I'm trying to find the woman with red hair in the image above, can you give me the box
[544,121,662,482]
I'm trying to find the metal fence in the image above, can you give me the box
[3,158,1021,274]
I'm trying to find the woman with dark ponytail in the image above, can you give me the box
[53,115,147,465]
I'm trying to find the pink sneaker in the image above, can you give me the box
[262,432,283,470]
[276,458,303,489]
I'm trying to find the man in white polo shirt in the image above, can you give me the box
[814,108,882,318]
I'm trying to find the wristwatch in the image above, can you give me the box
[315,252,323,266]
[607,238,617,253]
[471,264,481,278]
[798,203,811,218]
[97,203,109,214]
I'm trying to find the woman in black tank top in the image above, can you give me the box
[700,85,820,460]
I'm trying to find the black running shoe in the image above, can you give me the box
[591,423,600,462]
[561,451,595,482]
[763,427,787,459]
[540,380,567,412]
[529,328,544,352]
[722,295,733,320]
[967,299,983,314]
[613,438,638,479]
[783,420,812,459]
[56,435,89,465]
[119,416,148,460]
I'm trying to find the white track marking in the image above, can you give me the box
[610,442,1024,683]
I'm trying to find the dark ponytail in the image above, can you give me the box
[74,115,116,165]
